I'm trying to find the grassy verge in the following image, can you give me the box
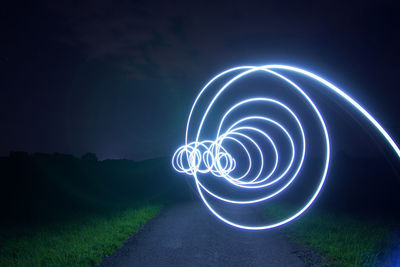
[266,204,395,266]
[0,204,162,267]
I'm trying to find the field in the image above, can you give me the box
[0,204,162,267]
[266,204,397,266]
[0,153,188,267]
[1,152,398,266]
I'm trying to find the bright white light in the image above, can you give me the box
[172,65,400,230]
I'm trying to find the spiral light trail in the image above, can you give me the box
[172,65,400,230]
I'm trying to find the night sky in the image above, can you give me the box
[1,1,399,160]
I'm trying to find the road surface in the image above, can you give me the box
[100,201,323,266]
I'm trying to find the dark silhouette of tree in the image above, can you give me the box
[0,152,187,225]
[81,152,98,162]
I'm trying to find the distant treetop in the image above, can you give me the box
[81,152,98,162]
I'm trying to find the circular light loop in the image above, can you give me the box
[172,65,400,230]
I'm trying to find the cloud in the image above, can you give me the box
[48,1,323,82]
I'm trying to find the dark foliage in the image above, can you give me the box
[318,152,400,219]
[0,152,193,226]
[0,151,398,227]
[280,152,400,220]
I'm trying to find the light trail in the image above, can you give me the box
[172,65,400,230]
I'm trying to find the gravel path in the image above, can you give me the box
[100,201,322,266]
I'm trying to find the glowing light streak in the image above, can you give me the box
[172,65,400,230]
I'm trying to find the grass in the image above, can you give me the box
[266,204,395,266]
[0,204,162,267]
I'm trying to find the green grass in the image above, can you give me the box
[0,204,162,267]
[266,204,395,266]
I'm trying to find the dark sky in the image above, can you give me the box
[1,0,399,160]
